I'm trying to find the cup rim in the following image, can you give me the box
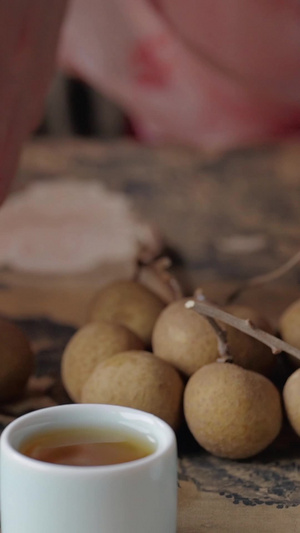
[1,404,176,474]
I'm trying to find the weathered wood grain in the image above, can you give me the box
[16,138,300,285]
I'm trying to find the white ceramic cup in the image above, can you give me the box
[0,404,178,533]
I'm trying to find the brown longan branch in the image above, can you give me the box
[194,288,232,362]
[205,317,233,363]
[152,257,183,300]
[185,299,300,363]
[135,256,183,301]
[226,249,300,304]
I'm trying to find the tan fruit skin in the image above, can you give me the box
[153,300,275,377]
[0,318,34,402]
[279,299,300,367]
[61,321,143,402]
[184,363,282,459]
[223,305,275,375]
[88,280,165,346]
[152,299,218,376]
[283,368,300,436]
[81,350,184,431]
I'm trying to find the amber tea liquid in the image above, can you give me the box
[19,426,156,467]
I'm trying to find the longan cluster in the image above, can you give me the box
[61,277,300,460]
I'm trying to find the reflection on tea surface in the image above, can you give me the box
[19,426,156,466]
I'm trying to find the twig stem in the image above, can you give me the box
[226,250,300,304]
[135,256,183,301]
[185,299,300,363]
[194,288,232,361]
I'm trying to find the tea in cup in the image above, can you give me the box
[0,404,178,533]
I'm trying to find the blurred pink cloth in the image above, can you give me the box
[0,0,68,203]
[0,1,300,206]
[59,0,300,149]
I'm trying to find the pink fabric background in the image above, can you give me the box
[0,0,68,203]
[59,0,300,149]
[0,1,300,204]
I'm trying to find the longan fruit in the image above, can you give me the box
[283,368,300,436]
[81,350,184,430]
[61,320,143,402]
[184,362,282,459]
[223,305,275,375]
[279,299,300,367]
[88,280,165,346]
[153,299,275,377]
[0,318,34,402]
[152,298,218,376]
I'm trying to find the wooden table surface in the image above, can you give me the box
[17,137,300,284]
[1,138,300,532]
